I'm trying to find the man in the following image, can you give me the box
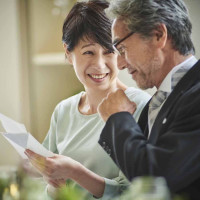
[97,0,200,199]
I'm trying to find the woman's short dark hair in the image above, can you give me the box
[62,0,113,52]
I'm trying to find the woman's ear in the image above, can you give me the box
[63,43,72,64]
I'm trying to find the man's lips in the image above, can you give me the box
[128,69,137,75]
[128,69,138,80]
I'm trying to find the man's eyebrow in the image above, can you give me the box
[113,38,120,45]
[81,43,95,49]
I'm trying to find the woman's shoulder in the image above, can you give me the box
[124,87,151,103]
[54,91,84,112]
[47,91,85,131]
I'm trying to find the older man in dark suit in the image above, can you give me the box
[98,0,200,199]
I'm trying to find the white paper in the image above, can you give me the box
[0,113,54,158]
[2,133,29,159]
[0,113,27,133]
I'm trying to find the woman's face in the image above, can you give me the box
[65,38,119,92]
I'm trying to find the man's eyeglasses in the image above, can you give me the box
[113,31,134,56]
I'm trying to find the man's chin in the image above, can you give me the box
[135,81,150,90]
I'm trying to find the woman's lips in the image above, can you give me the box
[88,73,109,82]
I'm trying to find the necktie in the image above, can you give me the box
[148,90,169,129]
[148,67,188,132]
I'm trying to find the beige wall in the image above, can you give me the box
[0,0,26,165]
[27,0,83,142]
[185,0,200,57]
[0,0,83,165]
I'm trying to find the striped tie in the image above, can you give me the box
[148,67,188,131]
[148,90,169,128]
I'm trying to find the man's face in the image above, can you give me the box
[112,18,164,89]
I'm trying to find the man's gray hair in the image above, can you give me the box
[107,0,195,55]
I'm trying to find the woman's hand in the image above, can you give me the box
[21,158,42,177]
[24,149,80,180]
[24,149,105,198]
[44,176,66,188]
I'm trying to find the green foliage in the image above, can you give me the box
[114,177,188,200]
[55,182,85,200]
[0,168,16,199]
[0,168,47,200]
[0,168,86,200]
[0,175,10,199]
[18,176,47,200]
[0,169,189,200]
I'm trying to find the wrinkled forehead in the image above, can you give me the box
[112,18,130,42]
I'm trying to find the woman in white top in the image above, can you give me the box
[25,0,151,199]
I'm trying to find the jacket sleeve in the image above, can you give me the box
[99,112,151,180]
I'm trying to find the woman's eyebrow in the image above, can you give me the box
[81,43,95,49]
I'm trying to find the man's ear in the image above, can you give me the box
[63,43,72,64]
[153,23,168,49]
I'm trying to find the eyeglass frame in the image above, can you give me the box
[113,31,135,55]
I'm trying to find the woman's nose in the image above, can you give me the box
[95,55,107,69]
[117,54,127,70]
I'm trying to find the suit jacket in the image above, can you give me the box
[99,60,200,200]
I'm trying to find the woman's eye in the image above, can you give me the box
[83,51,94,55]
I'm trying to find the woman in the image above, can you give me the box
[25,0,151,199]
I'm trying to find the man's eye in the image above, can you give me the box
[118,47,125,55]
[104,50,115,55]
[83,51,94,55]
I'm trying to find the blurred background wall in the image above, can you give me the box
[0,0,199,166]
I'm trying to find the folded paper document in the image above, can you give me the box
[0,113,54,159]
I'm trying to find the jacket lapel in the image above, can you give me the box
[138,100,150,138]
[148,60,200,143]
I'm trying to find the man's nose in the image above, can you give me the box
[117,54,127,70]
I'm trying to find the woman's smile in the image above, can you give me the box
[88,73,109,82]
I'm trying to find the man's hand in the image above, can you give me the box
[97,89,137,121]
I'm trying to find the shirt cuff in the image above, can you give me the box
[93,178,122,200]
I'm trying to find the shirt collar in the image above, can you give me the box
[159,56,198,93]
